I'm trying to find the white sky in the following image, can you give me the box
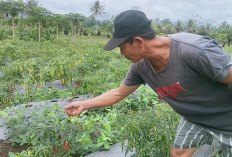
[34,0,232,25]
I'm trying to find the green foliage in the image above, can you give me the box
[224,46,232,55]
[0,80,13,109]
[0,26,12,40]
[0,34,231,157]
[0,36,129,107]
[118,103,180,157]
[115,85,158,112]
[0,0,232,43]
[89,0,105,18]
[0,103,120,156]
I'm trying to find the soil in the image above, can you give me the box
[0,139,29,157]
[0,139,82,157]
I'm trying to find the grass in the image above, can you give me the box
[223,46,232,55]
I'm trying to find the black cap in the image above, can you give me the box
[103,10,152,51]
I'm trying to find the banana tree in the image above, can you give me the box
[0,0,25,39]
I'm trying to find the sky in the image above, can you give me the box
[34,0,232,26]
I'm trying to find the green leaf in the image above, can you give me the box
[30,132,35,139]
[0,111,8,116]
[48,112,55,117]
[19,135,25,139]
[104,143,110,149]
[96,142,104,147]
[8,152,16,157]
[54,103,58,108]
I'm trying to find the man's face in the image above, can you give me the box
[119,41,143,63]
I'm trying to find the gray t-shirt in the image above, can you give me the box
[123,32,232,135]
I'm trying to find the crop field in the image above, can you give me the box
[0,35,230,156]
[0,35,183,157]
[0,0,231,156]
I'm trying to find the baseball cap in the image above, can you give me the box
[103,10,152,51]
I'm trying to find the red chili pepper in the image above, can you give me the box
[10,84,14,91]
[60,79,63,84]
[63,140,70,150]
[52,145,55,154]
[75,81,79,88]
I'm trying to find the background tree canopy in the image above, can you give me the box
[0,0,231,46]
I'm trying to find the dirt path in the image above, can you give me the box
[0,140,29,157]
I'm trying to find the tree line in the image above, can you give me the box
[0,0,231,46]
[152,16,232,47]
[0,0,112,42]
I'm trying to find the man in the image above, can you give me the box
[65,10,232,157]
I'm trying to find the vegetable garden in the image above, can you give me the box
[0,35,229,157]
[0,0,231,156]
[0,35,182,157]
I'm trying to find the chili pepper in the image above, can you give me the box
[63,140,70,150]
[10,84,14,91]
[51,145,55,155]
[75,81,79,88]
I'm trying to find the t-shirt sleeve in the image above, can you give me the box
[122,63,146,86]
[197,40,232,81]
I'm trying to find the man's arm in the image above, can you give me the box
[220,66,232,84]
[64,84,140,116]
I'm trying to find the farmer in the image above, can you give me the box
[65,10,232,156]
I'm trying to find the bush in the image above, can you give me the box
[118,103,180,157]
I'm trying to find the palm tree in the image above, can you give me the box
[26,0,38,7]
[89,0,105,35]
[89,0,105,18]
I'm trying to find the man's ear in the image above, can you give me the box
[134,37,144,48]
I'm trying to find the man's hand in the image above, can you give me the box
[64,84,140,116]
[64,102,84,116]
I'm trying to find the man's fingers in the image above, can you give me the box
[65,108,72,115]
[71,111,77,116]
[64,102,83,116]
[64,108,79,116]
[64,104,73,109]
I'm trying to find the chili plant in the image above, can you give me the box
[41,56,79,98]
[1,103,121,156]
[117,103,180,157]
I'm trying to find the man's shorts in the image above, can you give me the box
[173,117,232,157]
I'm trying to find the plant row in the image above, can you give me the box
[0,36,129,109]
[0,85,181,157]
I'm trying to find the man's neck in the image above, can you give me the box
[144,35,170,72]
